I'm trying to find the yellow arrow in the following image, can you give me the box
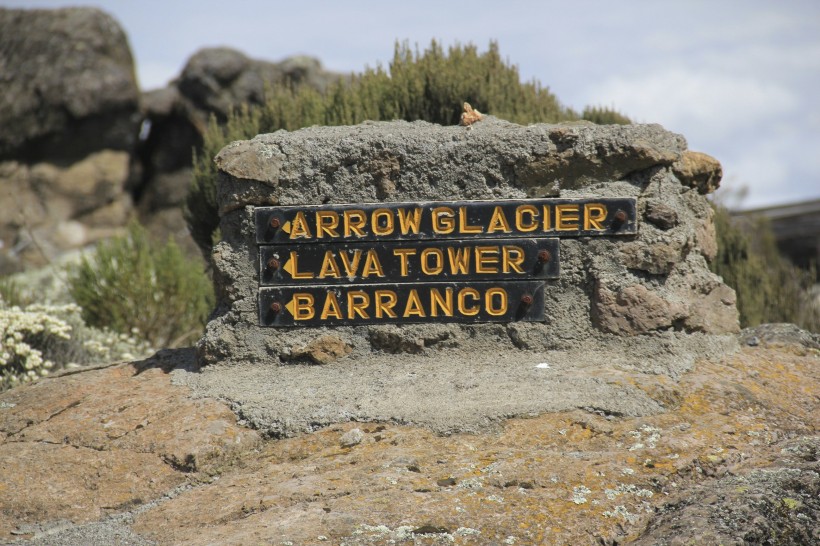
[283,256,294,277]
[281,220,292,234]
[285,298,296,317]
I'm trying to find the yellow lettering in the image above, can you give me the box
[289,211,312,239]
[320,291,342,320]
[347,291,370,319]
[339,250,362,277]
[289,293,315,320]
[374,290,398,318]
[397,208,422,235]
[502,246,525,273]
[371,208,394,236]
[420,248,444,275]
[458,288,480,316]
[475,246,500,274]
[285,251,315,279]
[315,211,339,238]
[430,287,454,317]
[318,251,341,279]
[432,207,455,234]
[446,247,471,275]
[343,209,366,237]
[403,289,425,317]
[458,206,483,234]
[515,205,539,232]
[542,205,553,232]
[584,203,608,231]
[361,249,385,278]
[485,287,508,316]
[556,204,580,231]
[486,206,511,234]
[392,248,417,277]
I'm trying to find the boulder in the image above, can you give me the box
[0,7,140,162]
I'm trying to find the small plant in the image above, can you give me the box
[68,221,214,348]
[582,106,632,125]
[0,302,153,391]
[711,205,819,332]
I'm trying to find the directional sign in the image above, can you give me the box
[259,238,559,285]
[259,281,546,327]
[255,198,637,244]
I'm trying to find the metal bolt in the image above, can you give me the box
[270,301,282,313]
[537,249,551,263]
[614,210,628,223]
[267,258,280,270]
[269,217,281,229]
[520,294,534,306]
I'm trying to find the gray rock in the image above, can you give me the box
[0,7,140,161]
[340,428,364,447]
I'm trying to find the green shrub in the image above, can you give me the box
[0,302,153,391]
[187,40,631,257]
[582,105,632,125]
[68,222,214,348]
[711,205,819,332]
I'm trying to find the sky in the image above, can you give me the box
[5,0,819,210]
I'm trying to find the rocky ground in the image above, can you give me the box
[0,325,817,545]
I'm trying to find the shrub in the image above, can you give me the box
[582,105,632,125]
[711,205,819,332]
[0,302,152,391]
[68,222,214,348]
[186,40,631,257]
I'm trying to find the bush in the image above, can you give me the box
[711,205,819,332]
[68,222,214,348]
[0,302,152,391]
[582,105,632,125]
[186,40,631,257]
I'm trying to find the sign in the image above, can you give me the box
[259,281,546,326]
[255,198,637,244]
[259,238,560,285]
[255,197,637,327]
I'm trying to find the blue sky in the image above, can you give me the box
[6,0,819,209]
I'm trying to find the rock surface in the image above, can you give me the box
[0,329,817,545]
[200,118,739,369]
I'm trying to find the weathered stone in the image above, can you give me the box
[199,119,738,367]
[339,428,364,447]
[672,151,723,194]
[592,282,687,334]
[290,335,353,365]
[1,342,817,545]
[644,200,679,229]
[0,7,139,161]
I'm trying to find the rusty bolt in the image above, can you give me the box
[520,294,534,306]
[269,217,281,229]
[537,249,551,263]
[270,301,282,313]
[614,210,628,223]
[267,257,280,270]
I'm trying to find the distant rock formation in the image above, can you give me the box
[0,7,140,273]
[0,6,343,273]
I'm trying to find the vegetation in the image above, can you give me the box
[67,222,214,348]
[711,205,818,332]
[187,41,630,257]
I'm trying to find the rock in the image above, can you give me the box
[0,7,140,161]
[672,151,723,194]
[290,335,353,365]
[340,428,364,448]
[199,119,738,367]
[644,200,679,230]
[0,340,816,545]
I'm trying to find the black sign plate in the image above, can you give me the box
[259,238,559,286]
[255,198,637,244]
[259,281,546,326]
